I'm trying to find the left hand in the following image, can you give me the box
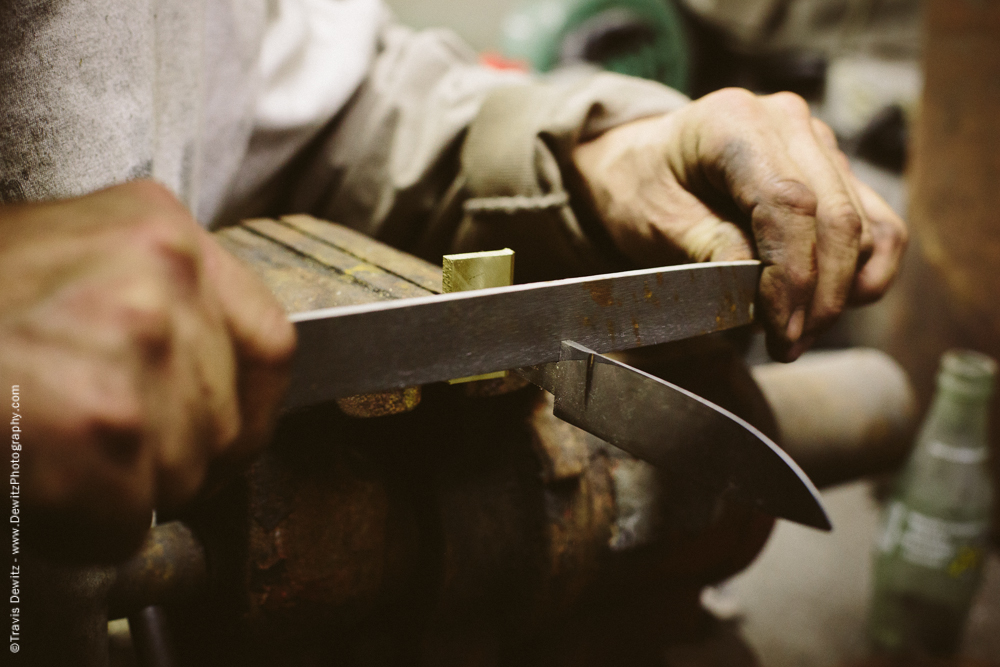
[1,181,295,561]
[572,88,908,361]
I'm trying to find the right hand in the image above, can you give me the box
[0,181,296,562]
[573,89,908,361]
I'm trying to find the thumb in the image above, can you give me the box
[673,214,755,263]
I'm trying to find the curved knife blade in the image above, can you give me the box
[518,341,831,530]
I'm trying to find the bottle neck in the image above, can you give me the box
[922,388,991,448]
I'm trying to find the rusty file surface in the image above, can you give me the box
[286,260,760,408]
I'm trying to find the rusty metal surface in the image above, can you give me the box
[243,218,434,300]
[215,217,443,416]
[287,260,760,407]
[19,523,204,666]
[159,334,783,667]
[506,337,780,667]
[335,387,423,418]
[173,219,781,665]
[22,220,795,666]
[279,214,444,294]
[214,225,389,312]
[12,342,782,667]
[107,522,208,620]
[216,216,443,308]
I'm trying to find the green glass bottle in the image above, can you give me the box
[869,349,996,655]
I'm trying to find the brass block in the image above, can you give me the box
[443,249,515,384]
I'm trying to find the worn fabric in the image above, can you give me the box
[1,0,687,272]
[0,0,377,223]
[0,0,214,207]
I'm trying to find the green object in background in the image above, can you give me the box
[501,0,689,93]
[868,350,996,656]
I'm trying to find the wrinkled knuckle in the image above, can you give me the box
[829,201,864,238]
[764,179,818,216]
[869,214,909,256]
[704,87,759,115]
[787,270,816,296]
[134,212,196,253]
[769,91,812,119]
[709,225,755,261]
[123,290,174,362]
[811,116,833,134]
[134,214,202,283]
[783,254,818,295]
[811,117,837,143]
[714,87,757,104]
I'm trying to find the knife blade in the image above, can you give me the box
[518,342,831,530]
[287,260,760,408]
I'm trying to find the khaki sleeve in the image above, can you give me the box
[451,72,689,280]
[289,21,689,280]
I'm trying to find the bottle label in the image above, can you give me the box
[877,501,988,576]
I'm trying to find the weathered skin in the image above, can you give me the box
[574,88,908,361]
[0,181,295,561]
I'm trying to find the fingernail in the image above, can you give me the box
[786,307,805,343]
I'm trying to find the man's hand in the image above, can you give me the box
[573,88,908,361]
[0,181,295,561]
